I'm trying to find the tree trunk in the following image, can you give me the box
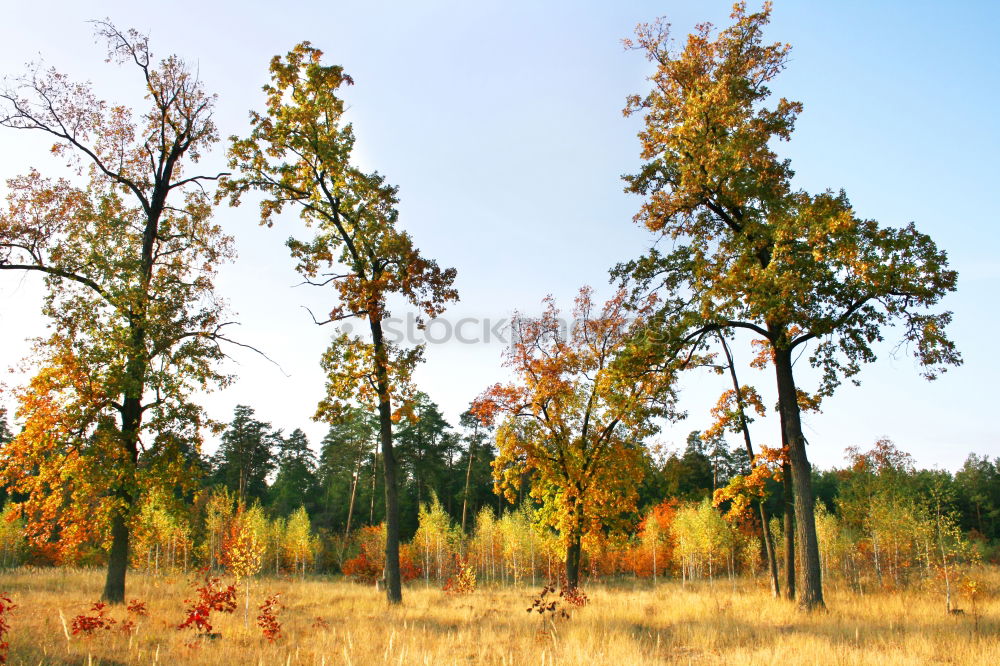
[103,394,141,604]
[565,534,582,589]
[565,504,585,589]
[461,428,477,534]
[370,317,402,604]
[369,446,378,525]
[103,510,130,603]
[341,452,361,561]
[782,462,796,601]
[773,345,825,610]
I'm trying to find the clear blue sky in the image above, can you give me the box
[1,1,997,471]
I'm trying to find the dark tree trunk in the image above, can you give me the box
[565,504,585,589]
[565,535,582,589]
[103,510,130,603]
[773,345,825,610]
[103,394,141,604]
[718,333,779,597]
[371,317,402,604]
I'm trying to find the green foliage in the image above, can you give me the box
[269,429,319,519]
[211,406,278,507]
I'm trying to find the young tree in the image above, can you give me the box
[223,43,458,603]
[473,287,678,588]
[0,24,233,602]
[222,504,266,627]
[283,506,316,577]
[620,3,960,609]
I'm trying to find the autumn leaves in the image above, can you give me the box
[0,4,960,613]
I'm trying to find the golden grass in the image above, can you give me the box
[0,567,997,664]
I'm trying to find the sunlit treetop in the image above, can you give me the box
[223,42,457,326]
[619,2,960,395]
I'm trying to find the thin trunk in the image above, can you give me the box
[461,427,477,534]
[369,446,378,525]
[773,343,824,610]
[371,317,402,604]
[341,452,362,561]
[718,332,780,597]
[935,498,954,613]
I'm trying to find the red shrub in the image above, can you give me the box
[126,599,148,617]
[0,594,15,664]
[256,594,282,642]
[177,570,237,635]
[71,601,116,636]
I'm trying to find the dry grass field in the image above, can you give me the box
[0,567,997,665]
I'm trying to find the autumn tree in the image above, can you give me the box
[473,287,678,588]
[223,43,458,603]
[619,3,960,609]
[0,410,11,507]
[0,24,234,602]
[706,332,779,596]
[222,504,266,627]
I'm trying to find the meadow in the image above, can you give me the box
[0,567,996,665]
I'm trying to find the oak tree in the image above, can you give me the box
[0,24,233,601]
[223,43,458,603]
[621,3,960,609]
[473,288,678,588]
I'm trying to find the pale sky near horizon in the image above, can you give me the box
[1,1,997,473]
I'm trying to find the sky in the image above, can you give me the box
[1,1,998,472]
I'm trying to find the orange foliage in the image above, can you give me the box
[473,287,678,561]
[341,526,421,584]
[713,446,785,522]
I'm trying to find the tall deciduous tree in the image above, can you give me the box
[0,24,233,602]
[620,3,960,609]
[472,288,678,588]
[223,43,458,603]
